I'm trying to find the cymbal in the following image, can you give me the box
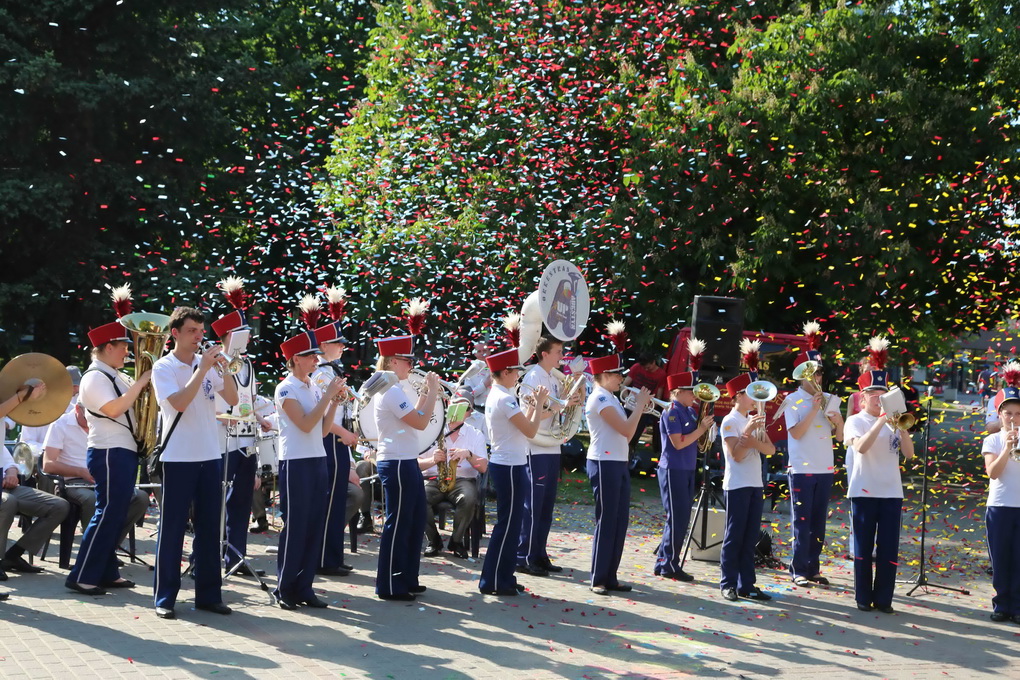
[0,353,73,426]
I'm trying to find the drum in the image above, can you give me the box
[353,369,448,455]
[256,433,279,474]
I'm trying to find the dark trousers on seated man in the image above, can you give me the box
[65,483,149,545]
[0,486,70,573]
[424,478,478,552]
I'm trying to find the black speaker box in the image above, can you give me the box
[692,296,745,371]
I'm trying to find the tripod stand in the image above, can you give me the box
[220,422,270,591]
[901,388,969,597]
[680,440,725,567]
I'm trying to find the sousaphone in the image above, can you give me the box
[0,353,73,426]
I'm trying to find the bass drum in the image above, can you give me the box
[256,433,279,474]
[354,369,448,456]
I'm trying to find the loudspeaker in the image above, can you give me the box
[692,296,745,372]
[689,506,726,562]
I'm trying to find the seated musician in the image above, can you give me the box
[42,402,149,543]
[0,380,70,580]
[419,388,488,559]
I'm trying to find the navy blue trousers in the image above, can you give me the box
[155,459,223,609]
[654,468,695,576]
[376,458,426,597]
[518,453,560,568]
[850,496,901,608]
[275,457,327,602]
[68,447,138,586]
[789,473,833,579]
[223,447,257,570]
[720,486,763,593]
[321,433,352,570]
[480,462,526,593]
[986,506,1020,616]
[587,459,630,589]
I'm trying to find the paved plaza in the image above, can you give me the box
[0,479,1015,679]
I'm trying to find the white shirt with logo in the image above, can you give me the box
[486,384,528,466]
[80,360,138,451]
[785,387,841,474]
[523,364,561,455]
[585,385,628,463]
[275,374,327,461]
[844,411,904,499]
[721,409,763,490]
[983,432,1020,508]
[373,384,417,461]
[152,353,224,463]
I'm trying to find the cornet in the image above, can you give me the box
[792,359,836,431]
[201,340,243,376]
[880,387,917,431]
[620,385,669,417]
[518,383,567,411]
[1008,426,1020,463]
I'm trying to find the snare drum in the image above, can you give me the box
[256,433,279,474]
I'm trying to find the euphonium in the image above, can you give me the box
[694,382,721,453]
[119,312,172,457]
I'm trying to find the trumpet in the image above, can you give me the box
[746,379,777,441]
[792,359,836,431]
[879,387,916,431]
[620,385,669,417]
[201,340,243,376]
[694,382,721,453]
[1008,427,1020,463]
[518,383,567,411]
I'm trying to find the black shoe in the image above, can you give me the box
[1011,614,1020,625]
[740,587,772,601]
[808,575,830,586]
[481,588,520,596]
[277,597,299,611]
[410,585,427,594]
[661,570,695,583]
[379,593,416,601]
[66,581,107,596]
[721,587,738,602]
[195,602,232,615]
[317,565,352,576]
[540,559,563,573]
[447,542,469,559]
[423,543,442,557]
[991,611,1010,622]
[516,563,550,577]
[607,583,633,593]
[101,579,136,589]
[876,605,895,614]
[155,607,176,619]
[2,555,43,573]
[0,568,8,582]
[590,585,610,596]
[249,521,269,534]
[857,603,873,612]
[115,558,126,567]
[356,513,375,533]
[515,584,526,592]
[0,592,8,601]
[301,597,329,608]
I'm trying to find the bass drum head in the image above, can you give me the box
[256,434,279,474]
[354,370,447,456]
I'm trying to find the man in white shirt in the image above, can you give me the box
[420,389,488,558]
[785,355,844,586]
[151,307,238,620]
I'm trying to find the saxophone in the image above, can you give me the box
[435,426,456,493]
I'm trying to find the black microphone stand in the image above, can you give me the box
[903,387,969,596]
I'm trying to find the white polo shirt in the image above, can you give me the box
[373,384,417,461]
[43,410,88,468]
[80,360,138,451]
[982,432,1020,507]
[421,423,488,480]
[844,411,904,499]
[785,387,841,474]
[152,352,224,463]
[721,409,763,490]
[275,374,326,461]
[523,364,561,455]
[585,385,628,463]
[486,384,528,466]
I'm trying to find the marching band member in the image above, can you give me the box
[518,334,571,576]
[64,286,147,595]
[312,286,360,577]
[843,336,914,614]
[420,388,488,558]
[373,333,441,601]
[982,361,1020,624]
[273,315,342,611]
[211,278,271,577]
[654,371,713,581]
[719,372,775,602]
[585,350,650,596]
[151,306,238,620]
[785,323,844,587]
[480,348,547,596]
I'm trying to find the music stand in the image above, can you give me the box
[901,388,969,597]
[216,415,270,591]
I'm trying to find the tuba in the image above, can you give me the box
[119,312,172,457]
